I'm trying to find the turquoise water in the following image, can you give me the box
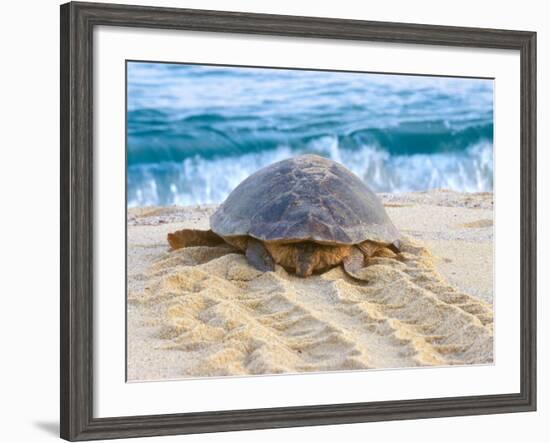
[127,62,493,207]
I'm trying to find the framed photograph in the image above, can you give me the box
[60,1,536,440]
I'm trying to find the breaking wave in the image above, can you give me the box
[126,62,494,207]
[127,137,493,207]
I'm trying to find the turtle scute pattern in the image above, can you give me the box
[210,155,400,245]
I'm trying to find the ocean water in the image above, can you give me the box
[127,62,493,207]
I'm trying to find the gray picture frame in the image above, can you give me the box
[60,2,537,441]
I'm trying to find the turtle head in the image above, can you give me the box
[294,242,318,277]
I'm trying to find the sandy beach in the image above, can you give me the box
[127,190,493,381]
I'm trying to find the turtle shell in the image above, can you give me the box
[210,154,400,245]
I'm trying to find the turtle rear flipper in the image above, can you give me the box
[245,238,275,272]
[167,229,225,250]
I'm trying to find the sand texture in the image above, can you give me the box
[127,191,493,381]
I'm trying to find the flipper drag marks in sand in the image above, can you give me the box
[127,199,493,380]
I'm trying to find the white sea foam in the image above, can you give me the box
[127,62,494,207]
[127,140,493,207]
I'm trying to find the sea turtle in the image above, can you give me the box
[167,154,402,279]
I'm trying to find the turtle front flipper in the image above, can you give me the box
[342,246,369,281]
[388,239,401,254]
[245,239,275,272]
[167,229,225,250]
[358,240,404,261]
